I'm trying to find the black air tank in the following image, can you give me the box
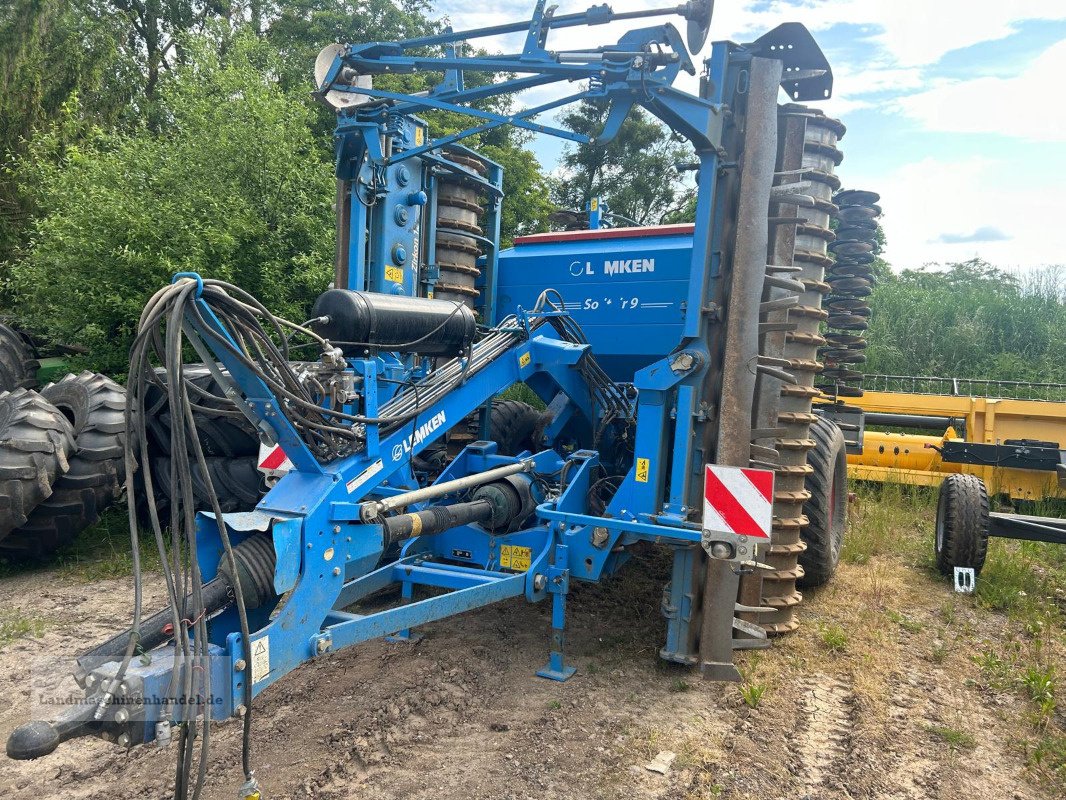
[310,289,476,357]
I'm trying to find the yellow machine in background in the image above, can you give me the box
[836,375,1066,502]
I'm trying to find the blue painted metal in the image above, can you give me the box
[63,2,839,751]
[496,226,696,380]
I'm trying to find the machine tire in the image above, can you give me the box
[935,474,989,576]
[0,323,39,392]
[798,415,847,588]
[1,373,126,558]
[490,399,543,456]
[149,455,265,518]
[0,389,75,542]
[145,365,259,458]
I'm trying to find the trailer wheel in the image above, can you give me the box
[490,399,543,456]
[935,474,989,576]
[0,389,75,541]
[1,373,126,558]
[0,323,39,392]
[798,415,848,588]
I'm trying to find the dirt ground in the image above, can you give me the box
[0,496,1062,800]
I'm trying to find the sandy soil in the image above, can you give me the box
[0,537,1059,800]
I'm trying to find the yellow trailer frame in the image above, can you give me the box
[841,388,1066,502]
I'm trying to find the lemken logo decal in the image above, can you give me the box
[604,258,655,275]
[569,258,655,277]
[390,411,447,461]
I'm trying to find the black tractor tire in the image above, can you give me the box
[798,415,848,588]
[0,323,39,392]
[490,399,543,456]
[145,365,259,458]
[935,474,990,576]
[148,455,265,520]
[0,389,75,541]
[1,373,126,559]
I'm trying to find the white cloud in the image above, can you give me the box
[862,156,1063,270]
[894,39,1066,141]
[430,2,1066,115]
[426,2,1066,269]
[739,1,1066,67]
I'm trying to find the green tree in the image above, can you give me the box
[551,99,695,226]
[0,2,126,264]
[9,34,336,373]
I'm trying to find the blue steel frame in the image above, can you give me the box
[71,1,810,746]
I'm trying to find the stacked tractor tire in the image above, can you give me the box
[820,189,882,399]
[0,323,128,558]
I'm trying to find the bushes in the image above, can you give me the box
[864,259,1066,383]
[7,35,336,374]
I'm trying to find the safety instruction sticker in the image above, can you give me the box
[499,544,531,571]
[519,351,531,368]
[635,457,650,483]
[346,459,383,493]
[251,636,270,684]
[385,265,404,283]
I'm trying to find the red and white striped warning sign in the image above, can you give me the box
[703,464,774,539]
[258,443,292,477]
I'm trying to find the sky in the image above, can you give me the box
[425,0,1066,272]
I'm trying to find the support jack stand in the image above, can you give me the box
[536,549,576,681]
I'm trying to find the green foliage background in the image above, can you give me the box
[863,259,1066,383]
[0,1,1062,383]
[10,34,337,374]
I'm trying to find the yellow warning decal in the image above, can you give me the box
[385,265,403,283]
[519,351,531,368]
[635,457,650,483]
[500,544,532,571]
[590,197,599,211]
[415,126,425,146]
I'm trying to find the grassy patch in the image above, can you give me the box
[0,609,47,649]
[843,481,936,566]
[1026,733,1066,785]
[818,623,849,653]
[1021,665,1057,726]
[887,609,924,633]
[976,539,1065,624]
[498,383,546,410]
[0,505,161,584]
[926,724,977,751]
[57,507,162,582]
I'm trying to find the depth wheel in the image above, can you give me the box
[935,474,989,576]
[489,399,543,456]
[798,415,847,588]
[145,365,259,458]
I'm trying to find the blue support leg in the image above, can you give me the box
[536,546,576,681]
